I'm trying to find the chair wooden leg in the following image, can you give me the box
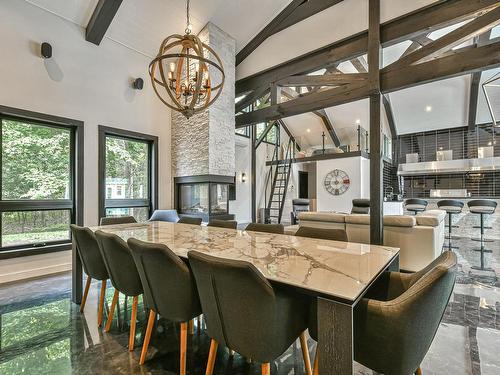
[80,276,91,313]
[139,310,156,365]
[261,363,270,375]
[415,367,422,375]
[104,289,119,332]
[205,339,218,375]
[299,331,312,375]
[313,349,318,375]
[188,319,194,335]
[97,279,107,326]
[128,295,138,351]
[180,322,188,375]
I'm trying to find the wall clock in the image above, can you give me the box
[324,169,350,195]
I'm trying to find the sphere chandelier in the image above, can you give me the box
[149,0,225,118]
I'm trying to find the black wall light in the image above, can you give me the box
[133,78,144,90]
[41,42,52,59]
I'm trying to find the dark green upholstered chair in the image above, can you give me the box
[70,225,109,326]
[178,216,203,225]
[188,251,312,375]
[100,215,137,225]
[149,209,180,222]
[295,226,348,242]
[207,219,238,229]
[245,223,284,235]
[95,230,143,351]
[351,199,370,214]
[309,251,457,375]
[127,239,201,370]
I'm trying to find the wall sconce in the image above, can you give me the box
[241,172,247,183]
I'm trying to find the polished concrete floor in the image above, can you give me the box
[0,236,499,374]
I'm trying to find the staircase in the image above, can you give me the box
[266,138,294,224]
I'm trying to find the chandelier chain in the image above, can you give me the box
[185,0,191,34]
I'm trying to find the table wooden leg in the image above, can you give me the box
[317,297,353,375]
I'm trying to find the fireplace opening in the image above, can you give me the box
[175,175,235,222]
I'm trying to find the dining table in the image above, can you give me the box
[72,221,400,375]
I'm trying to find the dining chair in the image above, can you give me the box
[95,230,144,351]
[245,223,284,234]
[127,238,202,371]
[309,251,457,375]
[188,251,312,375]
[70,225,109,326]
[149,209,180,222]
[295,226,348,242]
[207,219,238,229]
[100,216,137,225]
[177,216,203,225]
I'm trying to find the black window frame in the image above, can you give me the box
[98,126,158,222]
[0,105,84,260]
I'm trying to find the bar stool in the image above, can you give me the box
[468,200,497,253]
[437,200,464,250]
[404,199,428,215]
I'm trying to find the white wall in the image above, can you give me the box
[229,136,252,223]
[0,0,172,227]
[316,156,369,213]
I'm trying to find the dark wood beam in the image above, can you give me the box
[468,31,492,129]
[399,33,432,58]
[382,94,397,138]
[86,0,123,45]
[381,40,500,93]
[251,126,256,222]
[368,0,383,246]
[315,109,341,146]
[236,0,499,95]
[351,56,368,73]
[277,73,367,86]
[236,1,344,66]
[389,5,500,69]
[235,86,270,113]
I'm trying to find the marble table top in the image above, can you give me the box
[91,221,399,303]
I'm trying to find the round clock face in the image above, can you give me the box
[324,169,350,195]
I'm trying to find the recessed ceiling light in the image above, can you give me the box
[307,128,311,133]
[425,105,432,112]
[355,119,361,125]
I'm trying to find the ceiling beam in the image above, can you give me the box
[86,0,123,45]
[236,40,500,127]
[315,109,341,146]
[236,0,499,95]
[277,73,367,86]
[468,31,492,129]
[236,1,344,66]
[382,94,397,137]
[350,56,368,73]
[235,86,270,113]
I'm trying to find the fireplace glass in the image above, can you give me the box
[179,183,209,215]
[211,184,228,215]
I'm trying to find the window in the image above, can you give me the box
[0,106,83,256]
[256,122,279,145]
[99,126,158,223]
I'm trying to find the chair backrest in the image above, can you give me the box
[292,198,310,213]
[100,216,137,226]
[467,199,497,209]
[351,199,370,214]
[188,251,276,355]
[295,226,347,242]
[127,238,200,322]
[178,216,203,225]
[245,223,284,235]
[405,198,428,207]
[437,199,464,209]
[207,219,238,229]
[149,209,180,222]
[95,230,143,297]
[70,225,108,280]
[355,251,457,375]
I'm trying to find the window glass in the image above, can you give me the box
[105,207,149,222]
[2,210,71,247]
[2,120,71,200]
[105,137,149,200]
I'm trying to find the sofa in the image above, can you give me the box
[297,210,446,272]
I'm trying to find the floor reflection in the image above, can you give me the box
[0,236,498,374]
